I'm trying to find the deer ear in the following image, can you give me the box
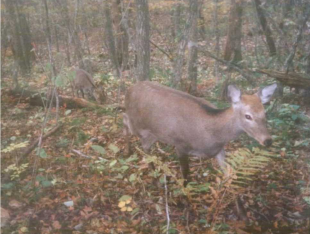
[257,83,277,104]
[227,85,241,104]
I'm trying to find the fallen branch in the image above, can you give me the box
[149,39,173,62]
[21,124,62,159]
[8,88,105,109]
[198,47,254,85]
[255,69,310,89]
[71,149,92,159]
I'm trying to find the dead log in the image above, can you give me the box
[8,88,105,109]
[256,69,310,89]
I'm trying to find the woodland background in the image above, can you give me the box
[1,0,310,233]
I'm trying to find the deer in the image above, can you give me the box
[123,81,277,186]
[71,68,105,104]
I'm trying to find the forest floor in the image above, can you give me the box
[1,77,310,234]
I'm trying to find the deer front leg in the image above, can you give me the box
[216,149,231,177]
[80,89,85,99]
[216,149,226,169]
[176,148,190,187]
[123,113,132,156]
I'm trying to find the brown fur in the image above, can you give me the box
[123,81,276,186]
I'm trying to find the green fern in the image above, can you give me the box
[225,147,279,190]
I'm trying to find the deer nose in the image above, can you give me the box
[264,139,272,147]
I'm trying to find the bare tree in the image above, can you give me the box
[223,0,243,63]
[307,51,310,75]
[80,0,91,55]
[135,0,150,81]
[283,6,310,73]
[172,0,195,88]
[4,0,34,76]
[171,1,182,41]
[253,0,276,56]
[198,3,206,40]
[213,0,220,80]
[104,2,121,78]
[42,0,57,77]
[56,0,84,68]
[187,0,199,94]
[112,0,129,70]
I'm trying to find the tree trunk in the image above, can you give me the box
[112,0,129,70]
[42,0,57,78]
[213,0,220,80]
[187,0,199,95]
[223,0,243,63]
[279,0,294,31]
[307,52,310,75]
[5,0,33,76]
[283,6,310,73]
[1,18,9,75]
[198,4,206,40]
[172,0,194,88]
[54,25,60,52]
[135,0,150,81]
[171,1,182,41]
[305,51,310,105]
[253,0,276,56]
[65,31,72,66]
[104,3,121,78]
[61,0,84,69]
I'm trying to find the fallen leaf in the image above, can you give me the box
[20,227,28,233]
[53,220,61,230]
[9,200,23,209]
[118,201,126,208]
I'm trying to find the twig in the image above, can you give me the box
[55,87,59,123]
[21,124,62,159]
[155,142,170,156]
[235,195,248,221]
[210,188,227,224]
[149,39,173,62]
[283,6,310,73]
[198,47,254,85]
[164,175,170,234]
[71,149,92,159]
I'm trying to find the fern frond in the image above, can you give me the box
[225,147,279,194]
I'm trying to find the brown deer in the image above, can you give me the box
[123,81,277,186]
[71,68,105,104]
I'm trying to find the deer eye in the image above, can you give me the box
[245,114,252,120]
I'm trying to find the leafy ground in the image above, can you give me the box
[1,76,310,234]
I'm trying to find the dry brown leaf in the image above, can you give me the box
[53,220,61,230]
